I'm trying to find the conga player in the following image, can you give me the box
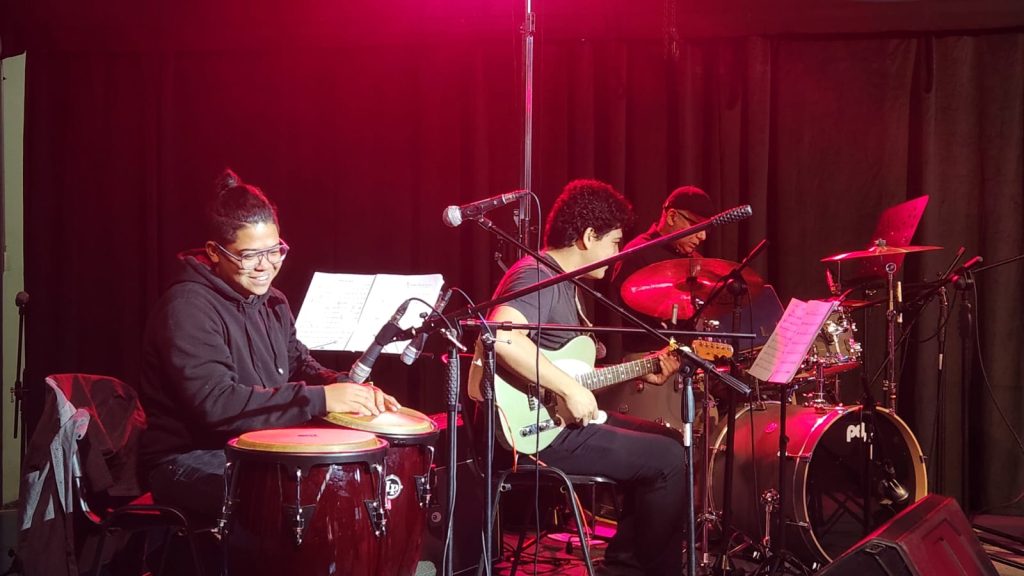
[138,170,400,568]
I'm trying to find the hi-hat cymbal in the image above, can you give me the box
[620,258,765,320]
[821,241,942,262]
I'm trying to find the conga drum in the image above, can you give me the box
[222,428,388,576]
[325,408,439,576]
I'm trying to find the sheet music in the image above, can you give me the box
[295,272,445,352]
[747,298,838,384]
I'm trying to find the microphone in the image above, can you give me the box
[442,190,529,227]
[350,299,412,384]
[878,461,910,503]
[951,255,983,286]
[400,288,454,365]
[15,291,30,308]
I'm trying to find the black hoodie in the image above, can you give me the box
[139,250,340,470]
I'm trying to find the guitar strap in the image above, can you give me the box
[574,288,607,360]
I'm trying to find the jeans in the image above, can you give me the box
[148,449,228,527]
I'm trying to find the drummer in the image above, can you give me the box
[138,170,401,552]
[609,185,716,360]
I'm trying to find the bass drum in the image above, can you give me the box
[710,403,927,566]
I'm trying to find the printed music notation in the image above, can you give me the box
[747,298,838,384]
[295,272,445,353]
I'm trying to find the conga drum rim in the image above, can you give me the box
[226,428,388,468]
[232,427,383,452]
[324,407,439,442]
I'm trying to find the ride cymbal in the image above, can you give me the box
[821,240,941,262]
[620,258,765,320]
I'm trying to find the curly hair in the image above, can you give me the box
[206,169,280,244]
[544,179,635,249]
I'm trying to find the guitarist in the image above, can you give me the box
[469,179,687,576]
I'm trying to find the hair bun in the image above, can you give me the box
[216,169,242,193]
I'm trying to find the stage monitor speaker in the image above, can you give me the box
[818,494,996,576]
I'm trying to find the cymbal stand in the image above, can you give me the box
[756,382,808,576]
[709,277,750,575]
[881,262,900,412]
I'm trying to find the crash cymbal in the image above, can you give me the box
[620,258,765,320]
[821,240,941,262]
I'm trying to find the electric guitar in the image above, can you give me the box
[470,336,733,454]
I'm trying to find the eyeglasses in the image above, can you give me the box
[214,241,290,271]
[668,209,701,226]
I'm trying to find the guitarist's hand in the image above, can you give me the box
[563,384,599,426]
[641,350,682,386]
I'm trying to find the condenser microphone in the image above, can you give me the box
[442,190,529,227]
[400,288,454,365]
[350,299,411,384]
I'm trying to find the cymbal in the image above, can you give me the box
[821,241,942,262]
[620,258,765,320]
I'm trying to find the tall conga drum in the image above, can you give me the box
[325,408,439,576]
[222,428,388,576]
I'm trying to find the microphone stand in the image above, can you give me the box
[420,205,754,575]
[11,293,29,465]
[680,239,768,575]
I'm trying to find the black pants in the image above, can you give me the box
[147,449,227,575]
[536,412,687,576]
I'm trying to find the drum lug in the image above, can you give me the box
[364,498,388,537]
[218,460,237,537]
[283,504,317,546]
[368,462,389,537]
[415,472,432,509]
[415,446,436,509]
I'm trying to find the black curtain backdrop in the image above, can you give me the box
[13,3,1024,515]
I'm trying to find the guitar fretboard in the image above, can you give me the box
[577,357,661,390]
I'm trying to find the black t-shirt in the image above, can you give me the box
[493,253,581,351]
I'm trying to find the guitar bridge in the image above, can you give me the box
[519,419,559,438]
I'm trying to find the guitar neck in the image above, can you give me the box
[577,356,661,391]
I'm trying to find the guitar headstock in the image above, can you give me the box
[691,339,734,361]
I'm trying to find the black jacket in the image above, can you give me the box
[139,251,339,470]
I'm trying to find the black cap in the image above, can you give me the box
[663,186,714,218]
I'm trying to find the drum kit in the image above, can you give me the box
[603,240,939,571]
[219,408,440,576]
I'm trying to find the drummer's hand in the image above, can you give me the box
[371,384,402,413]
[641,350,682,385]
[563,384,598,426]
[325,383,398,416]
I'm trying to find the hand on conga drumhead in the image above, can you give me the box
[369,383,402,413]
[325,382,400,416]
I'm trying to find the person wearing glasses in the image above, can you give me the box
[138,169,400,533]
[608,185,715,360]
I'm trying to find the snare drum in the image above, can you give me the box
[222,428,388,576]
[325,407,439,576]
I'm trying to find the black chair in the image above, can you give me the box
[463,403,618,576]
[45,374,205,576]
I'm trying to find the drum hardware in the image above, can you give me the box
[366,461,389,537]
[759,489,780,550]
[217,459,236,537]
[222,428,390,576]
[415,448,435,509]
[287,467,315,545]
[323,406,441,575]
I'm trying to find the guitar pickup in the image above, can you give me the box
[519,419,558,437]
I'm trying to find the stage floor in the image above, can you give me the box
[483,514,1024,575]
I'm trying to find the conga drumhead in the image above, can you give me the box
[324,407,437,436]
[233,427,383,453]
